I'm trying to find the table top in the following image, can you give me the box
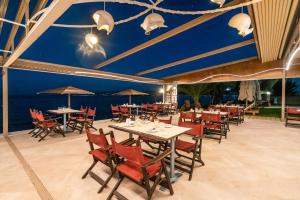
[119,104,141,108]
[48,108,81,114]
[109,120,190,141]
[196,110,228,115]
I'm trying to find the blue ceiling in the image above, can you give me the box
[0,0,257,80]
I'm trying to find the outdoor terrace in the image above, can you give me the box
[1,116,300,200]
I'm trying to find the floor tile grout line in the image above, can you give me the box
[5,136,54,200]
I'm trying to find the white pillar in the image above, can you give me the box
[281,70,286,122]
[2,67,8,137]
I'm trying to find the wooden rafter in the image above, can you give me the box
[25,0,48,33]
[136,39,255,76]
[0,56,162,84]
[164,58,300,83]
[247,2,261,60]
[3,0,75,68]
[3,0,28,58]
[0,0,9,36]
[93,0,243,69]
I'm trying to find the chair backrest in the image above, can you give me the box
[228,107,239,115]
[35,111,45,122]
[111,105,119,112]
[80,106,88,113]
[179,112,196,122]
[201,113,221,123]
[110,133,144,166]
[30,109,38,120]
[178,122,204,137]
[287,107,300,115]
[86,127,109,150]
[87,107,96,117]
[159,116,172,124]
[120,106,129,113]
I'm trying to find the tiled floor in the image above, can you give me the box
[1,117,300,200]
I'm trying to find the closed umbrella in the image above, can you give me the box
[113,89,149,104]
[238,81,256,102]
[38,86,94,108]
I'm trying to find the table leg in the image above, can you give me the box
[136,108,139,116]
[170,138,175,180]
[63,113,67,132]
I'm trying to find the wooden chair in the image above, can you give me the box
[201,112,225,143]
[120,106,134,121]
[179,111,196,124]
[107,132,173,200]
[75,107,97,134]
[111,105,120,121]
[28,109,42,135]
[82,127,115,193]
[35,111,64,142]
[175,122,205,180]
[285,107,300,127]
[67,106,87,130]
[227,107,240,125]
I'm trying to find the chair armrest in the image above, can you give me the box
[142,148,171,168]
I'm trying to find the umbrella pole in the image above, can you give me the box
[68,94,71,109]
[129,95,131,104]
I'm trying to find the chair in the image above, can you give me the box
[175,122,205,180]
[120,106,134,121]
[227,107,240,125]
[169,103,178,114]
[75,107,97,134]
[179,111,196,123]
[141,116,172,156]
[67,106,88,130]
[28,109,41,135]
[285,107,300,127]
[82,127,115,193]
[35,111,64,142]
[111,105,120,121]
[107,132,173,200]
[201,112,225,143]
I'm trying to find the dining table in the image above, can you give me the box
[119,104,141,115]
[48,108,82,132]
[109,119,191,182]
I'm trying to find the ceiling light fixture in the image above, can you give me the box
[210,0,225,7]
[93,10,115,35]
[228,8,253,37]
[141,13,167,35]
[85,33,98,48]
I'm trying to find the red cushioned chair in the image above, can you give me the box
[175,122,205,180]
[111,105,120,122]
[141,116,172,156]
[227,107,240,125]
[75,107,97,134]
[67,106,88,130]
[35,111,64,142]
[285,107,300,127]
[82,127,115,193]
[107,132,173,200]
[28,109,42,135]
[201,112,226,143]
[179,111,196,124]
[119,106,134,121]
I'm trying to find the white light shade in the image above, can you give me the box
[210,0,225,7]
[228,13,253,37]
[93,10,114,35]
[159,88,164,93]
[85,33,98,48]
[141,13,167,35]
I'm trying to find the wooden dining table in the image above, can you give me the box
[48,108,82,132]
[109,120,191,182]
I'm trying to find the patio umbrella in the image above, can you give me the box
[38,86,94,109]
[113,89,149,104]
[238,81,256,102]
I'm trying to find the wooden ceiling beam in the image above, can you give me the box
[3,0,75,68]
[0,0,9,36]
[164,58,300,84]
[3,0,28,58]
[93,0,244,69]
[136,39,255,76]
[0,56,162,84]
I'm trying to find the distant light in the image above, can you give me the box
[93,10,114,35]
[141,13,167,35]
[266,91,271,95]
[210,0,225,7]
[228,13,253,37]
[85,33,98,48]
[225,87,231,91]
[159,88,164,93]
[286,46,300,71]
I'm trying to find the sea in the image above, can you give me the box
[0,94,192,133]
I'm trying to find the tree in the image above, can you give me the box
[178,83,209,108]
[273,79,299,96]
[207,82,239,104]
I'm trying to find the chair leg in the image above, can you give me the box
[106,175,124,200]
[82,161,97,179]
[38,129,50,142]
[162,160,173,195]
[98,167,116,193]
